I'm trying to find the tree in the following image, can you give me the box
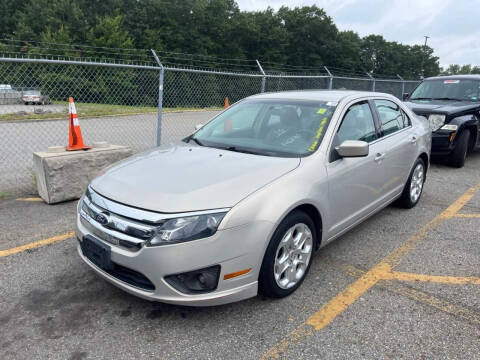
[87,15,133,49]
[441,64,480,75]
[2,0,442,79]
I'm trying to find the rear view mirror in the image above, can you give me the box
[402,93,409,101]
[195,124,204,130]
[336,140,369,158]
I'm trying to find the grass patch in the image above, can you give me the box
[0,192,8,199]
[0,102,222,122]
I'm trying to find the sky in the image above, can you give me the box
[236,0,480,68]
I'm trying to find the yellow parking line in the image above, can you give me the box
[262,182,480,359]
[388,271,480,285]
[383,281,480,326]
[329,259,480,326]
[455,213,480,218]
[16,197,43,202]
[0,231,75,258]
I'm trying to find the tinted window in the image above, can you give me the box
[410,79,480,102]
[374,100,405,135]
[336,102,377,144]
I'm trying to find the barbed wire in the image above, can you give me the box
[0,38,421,80]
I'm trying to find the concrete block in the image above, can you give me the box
[33,145,133,204]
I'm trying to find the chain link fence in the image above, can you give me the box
[0,54,420,195]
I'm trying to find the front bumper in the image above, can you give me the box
[431,131,455,156]
[76,213,272,306]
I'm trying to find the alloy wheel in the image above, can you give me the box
[274,223,313,289]
[410,163,424,203]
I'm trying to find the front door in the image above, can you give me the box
[326,100,387,239]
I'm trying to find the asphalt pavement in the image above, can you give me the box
[0,152,479,359]
[0,110,221,194]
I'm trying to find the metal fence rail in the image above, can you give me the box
[0,53,420,194]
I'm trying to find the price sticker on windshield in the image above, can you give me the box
[308,117,328,152]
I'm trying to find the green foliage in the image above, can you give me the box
[441,64,480,75]
[1,0,442,79]
[88,15,133,49]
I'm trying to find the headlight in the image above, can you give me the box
[428,114,446,131]
[148,212,227,246]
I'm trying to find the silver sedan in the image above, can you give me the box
[76,90,431,306]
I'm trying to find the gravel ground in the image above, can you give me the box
[0,152,479,360]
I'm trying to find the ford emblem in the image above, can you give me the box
[95,212,109,225]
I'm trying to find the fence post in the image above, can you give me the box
[397,74,405,98]
[256,59,266,93]
[324,66,333,90]
[367,72,375,92]
[151,49,164,146]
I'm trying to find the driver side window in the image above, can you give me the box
[337,101,377,144]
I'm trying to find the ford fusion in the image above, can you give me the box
[77,90,431,306]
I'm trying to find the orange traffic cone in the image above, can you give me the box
[66,97,90,151]
[224,97,230,108]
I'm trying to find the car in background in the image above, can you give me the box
[76,90,431,306]
[22,90,51,105]
[403,75,480,167]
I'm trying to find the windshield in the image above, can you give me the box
[410,79,480,101]
[24,90,40,95]
[188,98,336,157]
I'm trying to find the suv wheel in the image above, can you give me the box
[449,130,470,168]
[397,158,426,209]
[259,210,316,298]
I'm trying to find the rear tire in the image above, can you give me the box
[449,130,470,168]
[259,210,316,298]
[397,158,426,209]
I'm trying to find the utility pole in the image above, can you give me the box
[420,35,430,79]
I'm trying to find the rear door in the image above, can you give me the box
[372,99,418,198]
[326,99,387,238]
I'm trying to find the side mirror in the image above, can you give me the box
[195,124,204,131]
[335,140,369,158]
[402,93,409,101]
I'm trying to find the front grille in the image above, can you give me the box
[432,134,451,148]
[81,243,155,291]
[79,195,152,251]
[105,262,155,291]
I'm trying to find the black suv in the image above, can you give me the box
[404,75,480,167]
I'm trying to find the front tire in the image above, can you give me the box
[449,130,470,168]
[397,158,426,209]
[259,210,316,298]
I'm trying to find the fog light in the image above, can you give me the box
[165,265,220,294]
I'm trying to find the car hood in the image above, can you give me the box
[90,142,300,213]
[405,100,480,116]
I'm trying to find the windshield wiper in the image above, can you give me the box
[431,97,462,101]
[410,97,433,101]
[214,145,279,156]
[221,146,265,155]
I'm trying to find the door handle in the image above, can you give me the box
[410,136,417,144]
[374,153,386,162]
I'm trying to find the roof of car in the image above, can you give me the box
[247,90,394,102]
[425,74,480,81]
